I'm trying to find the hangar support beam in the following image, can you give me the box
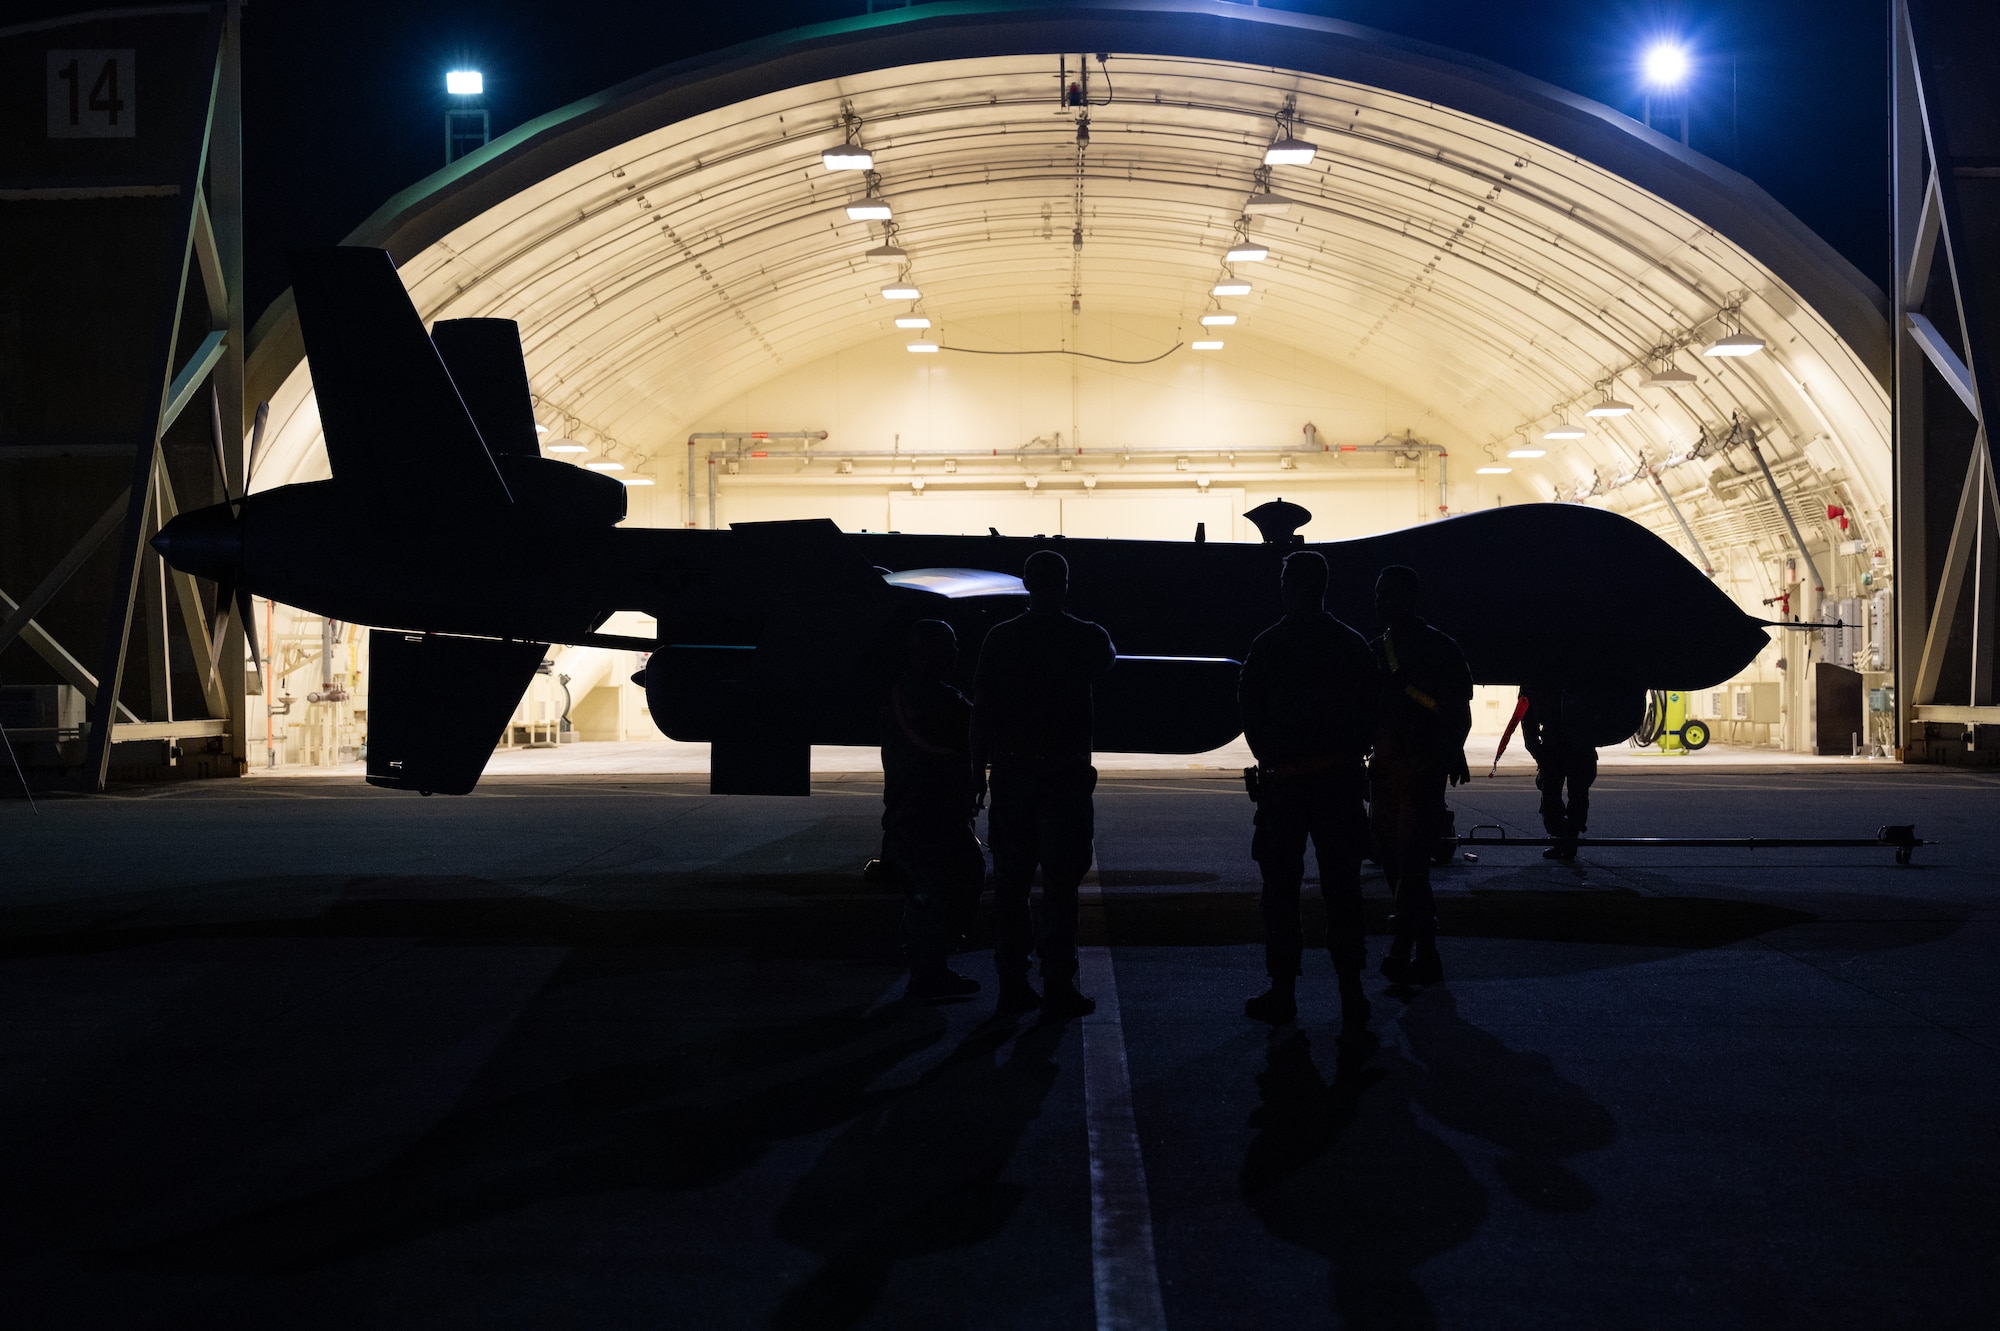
[1894,0,2000,760]
[0,3,247,789]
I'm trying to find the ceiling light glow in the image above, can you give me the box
[894,316,931,329]
[619,476,656,486]
[1507,448,1547,458]
[1476,466,1513,475]
[1191,340,1225,350]
[584,460,624,471]
[1702,333,1766,357]
[906,340,940,353]
[1225,245,1269,263]
[1200,313,1237,326]
[822,147,873,171]
[881,285,920,300]
[1544,424,1586,440]
[544,440,588,454]
[1212,282,1251,296]
[1263,136,1317,166]
[846,201,892,221]
[1585,399,1635,417]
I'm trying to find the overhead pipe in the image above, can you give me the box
[687,432,828,527]
[1647,469,1717,577]
[1743,424,1823,617]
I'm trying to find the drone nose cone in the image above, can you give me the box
[152,503,242,583]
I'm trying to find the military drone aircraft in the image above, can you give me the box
[153,248,1773,795]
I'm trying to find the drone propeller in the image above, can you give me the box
[199,390,266,683]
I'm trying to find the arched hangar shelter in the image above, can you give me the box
[246,0,1893,756]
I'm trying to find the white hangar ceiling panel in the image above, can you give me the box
[244,1,1890,560]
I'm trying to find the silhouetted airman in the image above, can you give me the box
[1368,565,1473,986]
[972,550,1115,1019]
[1237,551,1382,1040]
[1521,685,1598,861]
[881,620,985,1001]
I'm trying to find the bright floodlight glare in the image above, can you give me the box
[1191,340,1225,350]
[1507,448,1547,458]
[445,70,483,95]
[1212,282,1251,296]
[822,147,874,171]
[1200,313,1237,326]
[881,285,920,300]
[1642,41,1689,89]
[1225,245,1269,262]
[894,316,931,329]
[1476,466,1513,475]
[906,340,940,353]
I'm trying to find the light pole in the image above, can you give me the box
[445,69,487,166]
[1641,41,1691,147]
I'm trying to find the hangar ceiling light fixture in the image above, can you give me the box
[1476,466,1512,474]
[1544,420,1586,440]
[1702,305,1765,357]
[1212,281,1251,296]
[1225,244,1269,263]
[1585,395,1635,417]
[584,458,624,471]
[1192,339,1225,350]
[822,105,873,171]
[881,284,921,300]
[1263,96,1317,166]
[1508,448,1546,458]
[1200,312,1237,326]
[543,438,588,454]
[894,315,931,329]
[845,169,892,221]
[906,339,940,353]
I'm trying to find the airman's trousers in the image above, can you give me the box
[1251,764,1368,980]
[1370,756,1446,946]
[988,757,1096,982]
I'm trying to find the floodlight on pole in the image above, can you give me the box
[446,70,483,95]
[443,70,489,164]
[1642,42,1690,89]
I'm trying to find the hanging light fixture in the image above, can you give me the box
[906,340,940,353]
[1192,339,1225,351]
[823,106,873,171]
[1702,306,1765,356]
[543,438,588,455]
[1225,243,1269,263]
[1263,98,1317,165]
[1543,419,1586,440]
[845,169,891,220]
[1507,448,1547,459]
[1200,312,1237,326]
[1643,349,1698,385]
[1585,396,1635,418]
[881,284,921,301]
[894,315,931,329]
[619,476,656,486]
[584,458,624,472]
[1212,280,1251,296]
[1476,466,1512,475]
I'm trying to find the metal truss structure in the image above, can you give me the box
[1895,0,2000,757]
[0,3,248,790]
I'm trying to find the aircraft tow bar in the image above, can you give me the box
[1453,823,1929,865]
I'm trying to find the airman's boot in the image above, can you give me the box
[1244,975,1298,1025]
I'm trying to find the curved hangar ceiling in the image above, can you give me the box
[246,0,1891,568]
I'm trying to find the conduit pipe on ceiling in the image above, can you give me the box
[686,432,828,525]
[1647,470,1717,577]
[1744,428,1824,618]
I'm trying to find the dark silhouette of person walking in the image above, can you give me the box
[972,550,1116,1019]
[880,620,985,1001]
[1368,565,1472,986]
[1521,685,1598,861]
[1237,551,1381,1039]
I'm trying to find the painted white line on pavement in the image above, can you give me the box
[1078,875,1168,1331]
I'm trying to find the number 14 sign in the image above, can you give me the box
[47,50,136,138]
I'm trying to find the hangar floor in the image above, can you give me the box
[2,768,1993,1329]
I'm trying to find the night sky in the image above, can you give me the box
[86,0,1896,324]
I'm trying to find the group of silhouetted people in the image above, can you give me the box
[877,548,1472,1042]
